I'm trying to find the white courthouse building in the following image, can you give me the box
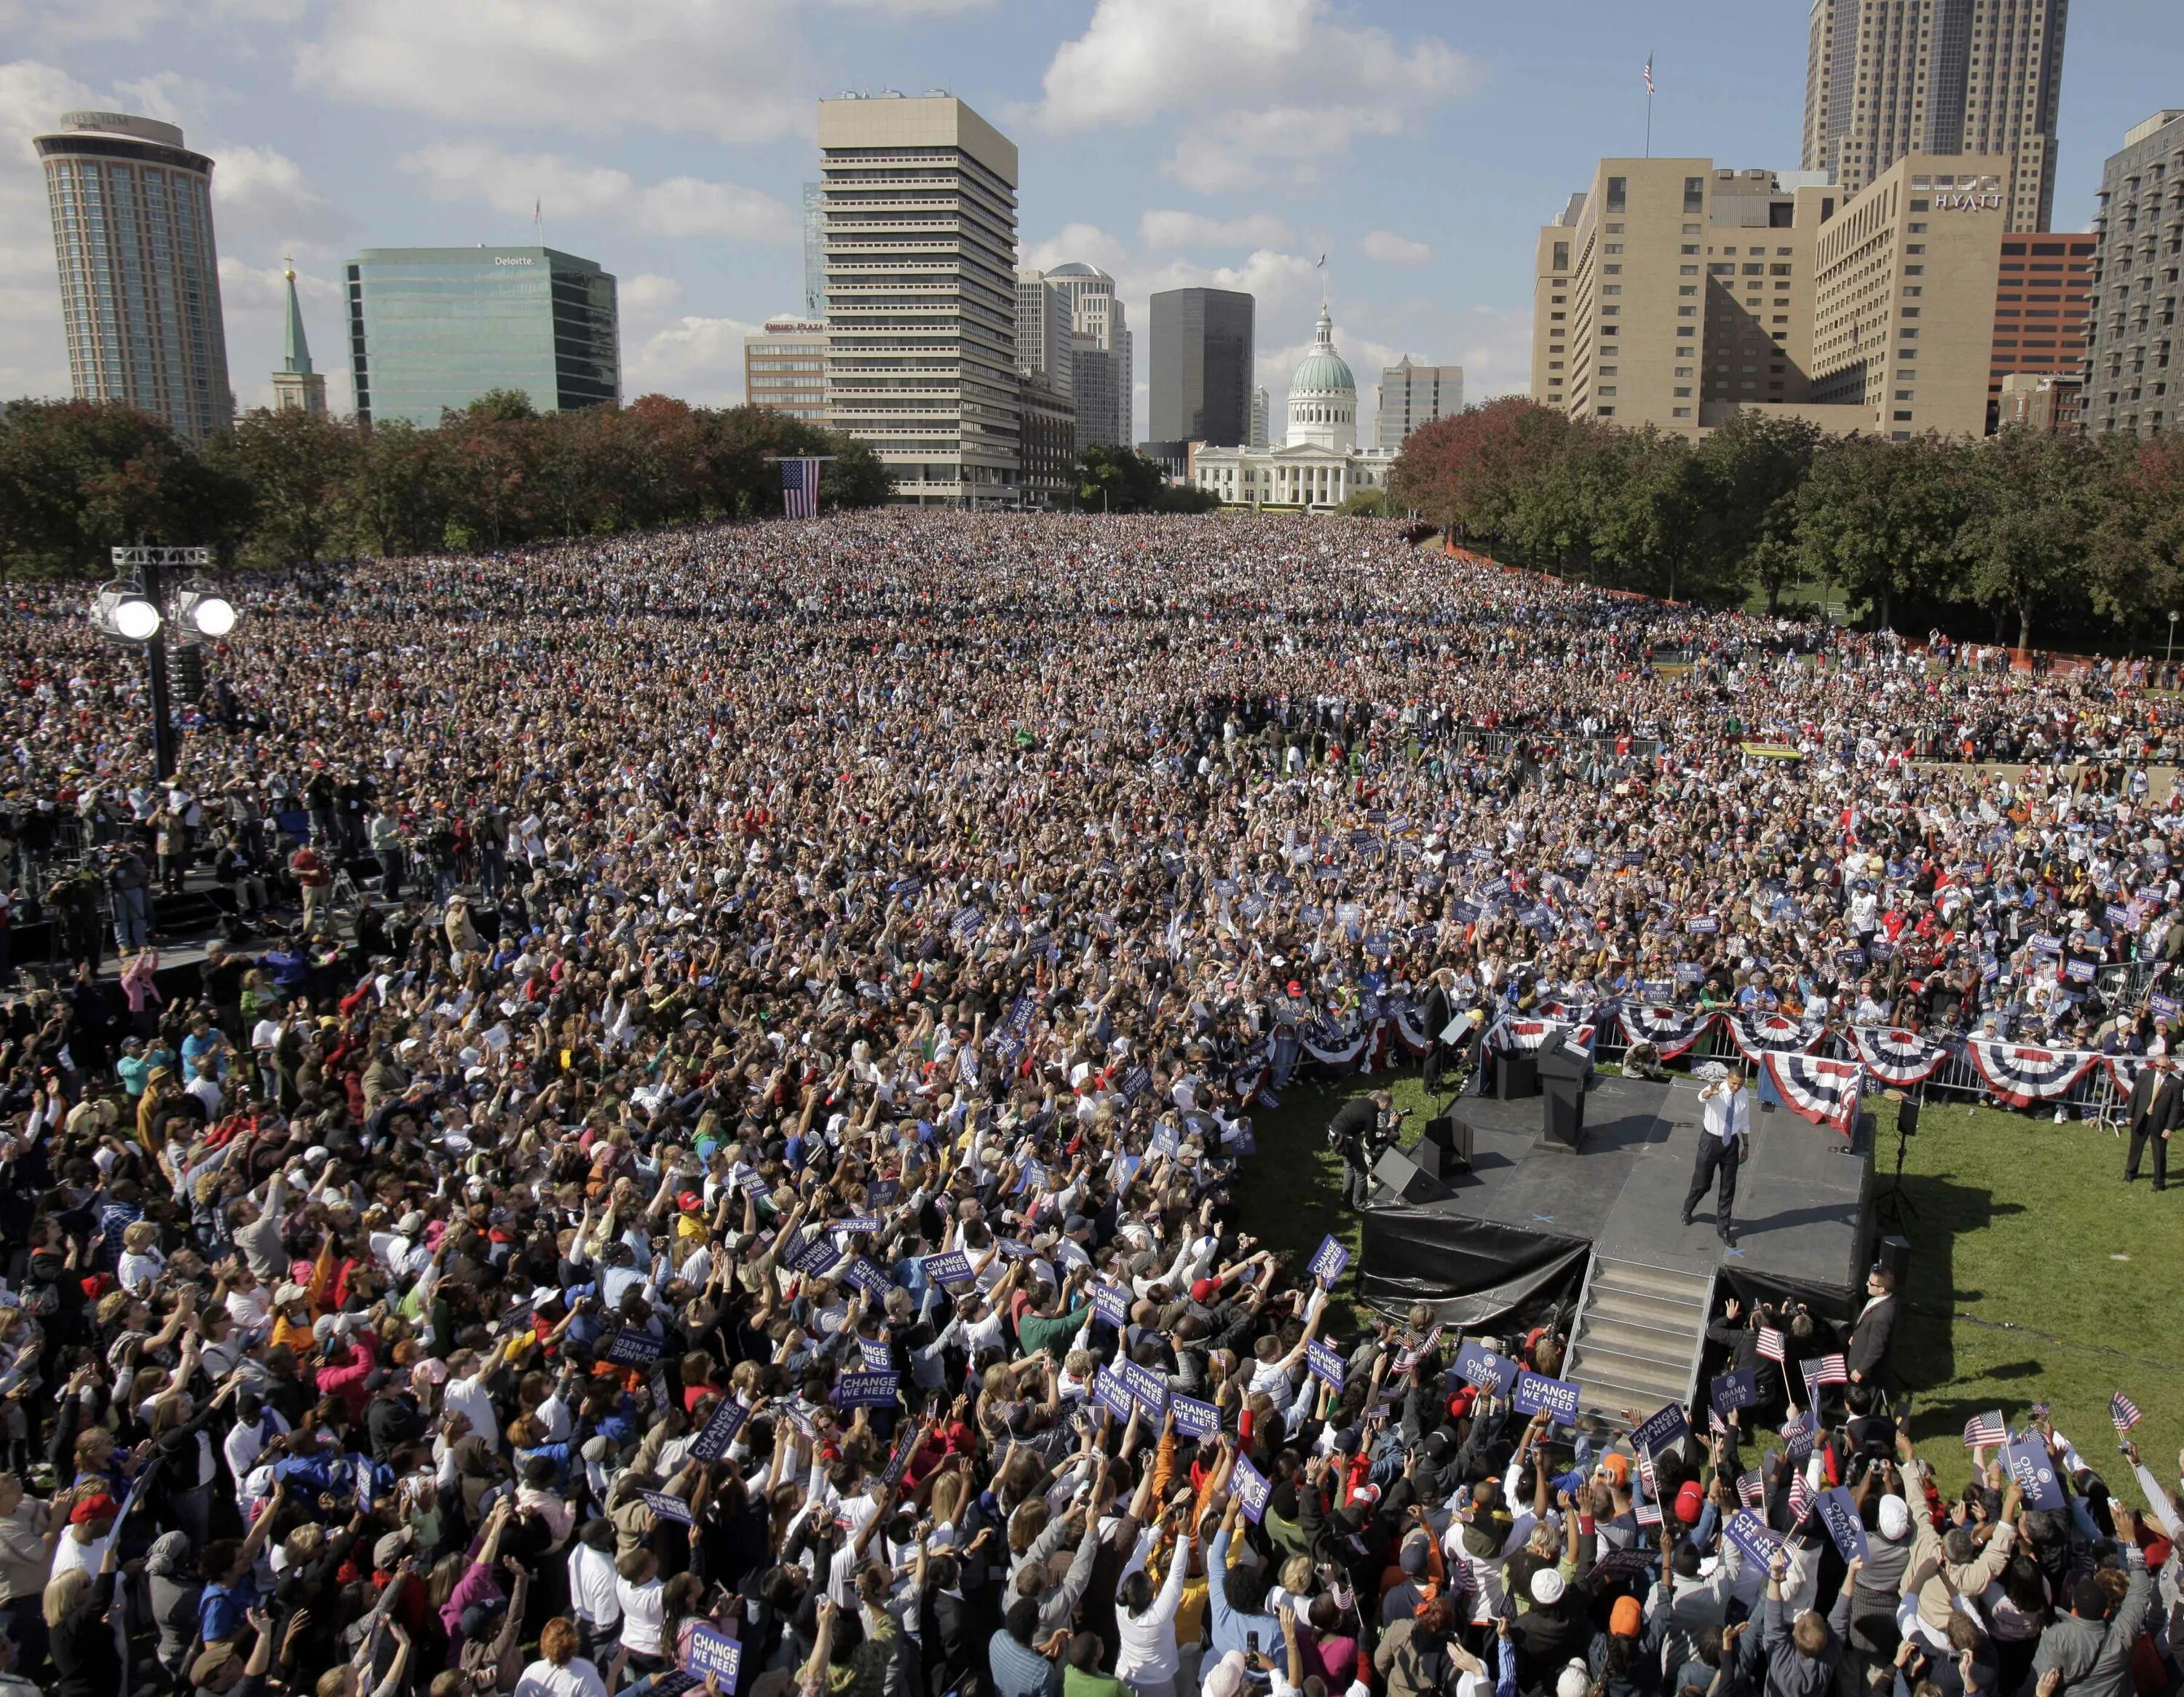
[1190,305,1397,509]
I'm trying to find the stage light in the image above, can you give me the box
[91,585,164,641]
[178,590,237,636]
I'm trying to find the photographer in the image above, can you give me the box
[1327,1089,1400,1211]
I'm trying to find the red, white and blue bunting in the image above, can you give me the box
[1722,1013,1824,1063]
[1762,1052,1864,1133]
[1485,1016,1598,1056]
[1849,1026,1955,1088]
[1963,1039,2100,1108]
[2102,1053,2150,1096]
[1618,1004,1714,1060]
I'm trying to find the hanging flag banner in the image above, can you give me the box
[1618,1005,1714,1060]
[1762,1053,1864,1132]
[1724,1013,1819,1062]
[1963,1040,2098,1108]
[1850,1026,1949,1090]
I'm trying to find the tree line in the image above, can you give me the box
[0,391,896,576]
[1387,398,2184,652]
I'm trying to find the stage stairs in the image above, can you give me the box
[1564,1252,1714,1434]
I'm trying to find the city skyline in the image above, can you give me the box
[1,0,2177,436]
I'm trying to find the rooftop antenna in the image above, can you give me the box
[534,197,545,246]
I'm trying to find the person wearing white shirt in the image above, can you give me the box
[1682,1069,1753,1246]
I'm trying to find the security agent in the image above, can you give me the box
[1328,1089,1403,1209]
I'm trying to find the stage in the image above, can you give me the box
[1358,1073,1877,1329]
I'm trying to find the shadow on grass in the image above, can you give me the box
[1889,1168,2026,1447]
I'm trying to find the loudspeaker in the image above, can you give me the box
[1896,1099,1920,1139]
[1496,1052,1540,1100]
[1423,1110,1475,1168]
[1372,1145,1454,1205]
[1874,1234,1912,1283]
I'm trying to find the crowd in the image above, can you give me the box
[0,512,2178,1697]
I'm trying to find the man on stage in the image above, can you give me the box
[2124,1044,2177,1191]
[1683,1066,1752,1246]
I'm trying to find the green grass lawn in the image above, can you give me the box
[1243,1072,2184,1481]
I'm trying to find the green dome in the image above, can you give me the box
[1288,305,1356,395]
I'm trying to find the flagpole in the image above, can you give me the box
[1645,52,1655,158]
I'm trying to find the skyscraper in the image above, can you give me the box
[270,259,328,416]
[1801,0,2068,233]
[1249,386,1270,448]
[1375,357,1463,449]
[1016,271,1075,398]
[1032,263,1132,448]
[1149,288,1254,447]
[802,183,827,319]
[744,315,830,422]
[2083,110,2184,438]
[819,94,1020,506]
[36,110,234,441]
[345,247,619,427]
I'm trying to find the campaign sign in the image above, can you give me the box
[921,1249,974,1286]
[858,1337,893,1372]
[833,1214,884,1236]
[605,1328,665,1367]
[842,1257,892,1300]
[1454,1341,1519,1396]
[1118,1358,1169,1418]
[787,1235,843,1277]
[688,1397,751,1463]
[879,1431,916,1489]
[834,1369,901,1409]
[1171,1394,1222,1440]
[1631,1402,1690,1457]
[1307,1235,1351,1286]
[642,1490,695,1525]
[1723,1508,1784,1566]
[1305,1340,1346,1392]
[1091,1281,1131,1327]
[1591,1546,1656,1584]
[1710,1368,1760,1416]
[1815,1486,1870,1563]
[1092,1366,1136,1422]
[1151,1120,1182,1158]
[1233,1454,1272,1524]
[2003,1437,2067,1510]
[1513,1370,1581,1427]
[685,1626,743,1687]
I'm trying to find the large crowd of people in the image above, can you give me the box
[0,512,2178,1697]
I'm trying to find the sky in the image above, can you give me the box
[3,0,2179,439]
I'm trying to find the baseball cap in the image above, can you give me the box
[1190,1278,1219,1304]
[1610,1595,1643,1637]
[1878,1495,1912,1540]
[1594,1452,1631,1486]
[71,1493,119,1524]
[1675,1480,1705,1522]
[373,1528,414,1569]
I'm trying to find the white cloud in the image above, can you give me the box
[1362,229,1432,266]
[0,62,106,400]
[218,255,352,411]
[1038,0,1470,131]
[1164,105,1411,194]
[1139,209,1291,250]
[825,0,995,11]
[0,0,167,44]
[1023,223,1132,278]
[400,142,799,245]
[296,0,812,143]
[625,316,765,407]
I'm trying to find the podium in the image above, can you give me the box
[1535,1040,1591,1149]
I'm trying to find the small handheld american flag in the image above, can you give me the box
[1635,1501,1663,1527]
[1803,1353,1849,1386]
[1963,1409,2008,1448]
[780,456,821,520]
[1758,1326,1786,1363]
[1737,1469,1765,1509]
[2111,1393,2143,1433]
[1788,1471,1815,1518]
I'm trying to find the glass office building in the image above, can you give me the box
[345,247,619,426]
[36,111,234,442]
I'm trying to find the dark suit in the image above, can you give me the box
[1420,984,1456,1094]
[1846,1294,1896,1385]
[920,1586,981,1697]
[2124,1068,2178,1190]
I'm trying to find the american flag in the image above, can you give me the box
[2111,1393,2143,1433]
[1803,1353,1849,1386]
[1635,1501,1663,1527]
[1788,1472,1816,1518]
[1636,1447,1659,1500]
[1708,1404,1726,1436]
[1758,1326,1786,1363]
[1963,1409,2008,1448]
[1737,1469,1765,1509]
[1644,55,1655,96]
[780,456,821,520]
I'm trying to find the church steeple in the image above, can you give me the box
[281,258,313,376]
[269,257,329,415]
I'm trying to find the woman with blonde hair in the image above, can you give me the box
[44,1527,119,1697]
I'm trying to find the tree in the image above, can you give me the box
[1792,432,1970,631]
[1958,428,2114,652]
[1388,397,1569,547]
[1073,444,1169,513]
[2089,435,2184,633]
[342,418,448,558]
[1690,412,1821,609]
[212,408,359,566]
[0,399,248,574]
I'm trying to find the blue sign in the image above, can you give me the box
[1305,1340,1346,1391]
[2003,1437,2067,1510]
[1233,1455,1271,1524]
[1710,1368,1759,1415]
[922,1249,974,1286]
[1092,1367,1135,1421]
[1815,1486,1870,1562]
[1118,1358,1168,1417]
[1631,1402,1690,1456]
[1513,1370,1581,1426]
[787,1235,843,1277]
[1307,1235,1350,1286]
[1454,1341,1519,1396]
[1091,1281,1131,1327]
[642,1490,695,1525]
[834,1370,902,1409]
[605,1328,664,1366]
[1723,1508,1783,1566]
[1172,1395,1221,1440]
[684,1624,743,1685]
[842,1257,891,1299]
[688,1398,751,1463]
